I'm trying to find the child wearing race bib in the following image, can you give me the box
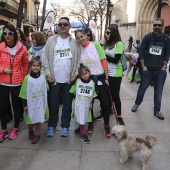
[70,64,97,144]
[19,56,49,144]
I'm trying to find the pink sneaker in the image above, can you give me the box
[0,130,8,142]
[8,128,19,140]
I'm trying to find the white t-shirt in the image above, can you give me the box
[7,44,17,56]
[53,36,72,83]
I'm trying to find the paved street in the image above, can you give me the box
[0,72,170,170]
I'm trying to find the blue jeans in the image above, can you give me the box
[135,69,167,112]
[48,83,72,128]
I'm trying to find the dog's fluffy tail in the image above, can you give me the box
[146,135,159,147]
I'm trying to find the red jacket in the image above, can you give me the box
[0,41,28,84]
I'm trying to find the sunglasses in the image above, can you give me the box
[74,28,85,34]
[105,31,111,35]
[86,33,91,37]
[3,31,14,36]
[58,23,70,27]
[153,24,162,27]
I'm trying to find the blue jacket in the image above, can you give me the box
[139,32,170,70]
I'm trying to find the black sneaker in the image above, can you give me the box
[104,127,111,139]
[118,117,125,125]
[131,104,139,112]
[95,114,103,121]
[81,134,90,144]
[74,127,80,134]
[154,111,164,120]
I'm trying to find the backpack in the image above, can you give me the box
[121,52,127,71]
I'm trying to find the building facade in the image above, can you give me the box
[0,0,37,36]
[111,0,170,44]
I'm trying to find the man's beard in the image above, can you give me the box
[153,28,162,35]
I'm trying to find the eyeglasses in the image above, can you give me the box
[153,24,162,27]
[105,31,111,35]
[3,31,14,36]
[58,23,70,27]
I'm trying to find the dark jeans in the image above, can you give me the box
[96,84,111,125]
[0,85,21,129]
[109,77,122,116]
[48,83,72,128]
[135,69,167,111]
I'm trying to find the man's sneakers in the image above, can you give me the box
[8,128,19,140]
[81,134,90,144]
[104,126,111,139]
[61,128,69,137]
[154,111,164,120]
[0,130,8,142]
[131,104,139,112]
[47,127,55,137]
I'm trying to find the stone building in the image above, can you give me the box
[111,0,170,45]
[0,0,37,36]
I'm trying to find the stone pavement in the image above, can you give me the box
[1,73,170,170]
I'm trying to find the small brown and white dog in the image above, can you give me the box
[111,125,159,170]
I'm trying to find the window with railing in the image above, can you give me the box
[0,0,19,14]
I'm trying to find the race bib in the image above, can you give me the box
[54,48,72,59]
[149,45,162,55]
[78,85,93,97]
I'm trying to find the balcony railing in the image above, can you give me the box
[0,0,19,14]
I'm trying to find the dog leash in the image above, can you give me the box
[108,86,119,124]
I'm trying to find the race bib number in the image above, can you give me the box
[78,85,93,97]
[149,45,162,55]
[54,48,72,59]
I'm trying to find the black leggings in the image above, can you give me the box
[109,77,122,116]
[0,85,21,129]
[96,84,111,125]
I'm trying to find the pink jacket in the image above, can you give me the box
[0,41,28,84]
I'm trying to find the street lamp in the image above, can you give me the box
[34,0,40,31]
[109,3,113,25]
[157,0,162,18]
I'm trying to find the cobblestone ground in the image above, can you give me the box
[0,71,170,170]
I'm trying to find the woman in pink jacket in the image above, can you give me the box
[0,24,28,142]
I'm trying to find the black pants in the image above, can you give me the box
[109,77,122,116]
[96,84,111,125]
[7,98,23,119]
[0,85,21,129]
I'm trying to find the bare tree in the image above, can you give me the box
[17,0,25,28]
[69,0,107,39]
[69,0,96,27]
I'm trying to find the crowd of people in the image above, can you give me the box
[0,17,170,145]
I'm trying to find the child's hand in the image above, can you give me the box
[24,107,28,112]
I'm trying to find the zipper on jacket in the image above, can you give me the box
[10,55,14,84]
